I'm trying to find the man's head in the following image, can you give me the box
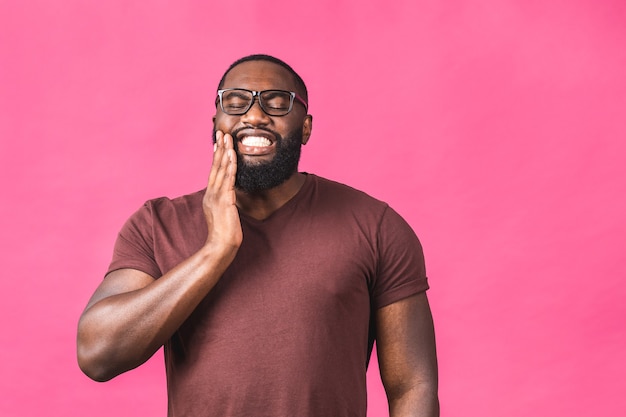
[217,54,309,104]
[213,54,312,193]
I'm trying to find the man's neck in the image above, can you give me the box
[235,172,306,221]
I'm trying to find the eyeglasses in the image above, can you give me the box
[216,88,308,116]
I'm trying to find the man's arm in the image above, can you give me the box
[77,131,241,382]
[376,292,439,417]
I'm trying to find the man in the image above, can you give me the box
[77,54,439,417]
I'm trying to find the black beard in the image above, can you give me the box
[212,127,303,193]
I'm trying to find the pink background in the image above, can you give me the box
[1,1,625,416]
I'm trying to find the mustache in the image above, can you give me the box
[230,126,280,141]
[212,126,281,143]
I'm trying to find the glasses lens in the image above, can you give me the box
[260,90,293,116]
[221,89,253,115]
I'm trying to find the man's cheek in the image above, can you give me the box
[213,116,236,135]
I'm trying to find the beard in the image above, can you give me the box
[212,126,303,193]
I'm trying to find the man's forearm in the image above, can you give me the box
[77,244,236,381]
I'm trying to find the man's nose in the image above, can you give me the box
[241,97,270,124]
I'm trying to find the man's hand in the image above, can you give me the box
[203,130,242,255]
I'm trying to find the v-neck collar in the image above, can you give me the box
[237,173,314,225]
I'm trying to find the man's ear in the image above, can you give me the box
[301,115,313,145]
[211,115,217,143]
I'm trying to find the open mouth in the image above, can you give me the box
[240,136,272,147]
[236,132,276,156]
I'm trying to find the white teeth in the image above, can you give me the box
[241,136,271,147]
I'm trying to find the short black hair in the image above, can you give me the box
[217,54,308,103]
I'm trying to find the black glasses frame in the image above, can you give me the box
[216,88,308,116]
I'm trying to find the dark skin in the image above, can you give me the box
[77,61,438,416]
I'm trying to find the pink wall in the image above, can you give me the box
[1,1,625,416]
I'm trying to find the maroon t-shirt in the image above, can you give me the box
[108,174,429,417]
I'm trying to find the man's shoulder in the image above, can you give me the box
[142,189,205,210]
[131,189,205,222]
[309,174,388,207]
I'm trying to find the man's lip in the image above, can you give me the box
[237,141,275,156]
[236,134,276,156]
[234,129,276,144]
[235,130,276,156]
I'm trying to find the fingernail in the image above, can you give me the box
[213,143,217,152]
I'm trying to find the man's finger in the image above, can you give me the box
[219,134,237,192]
[208,130,226,188]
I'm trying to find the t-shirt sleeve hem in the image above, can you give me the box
[106,261,161,280]
[373,277,429,310]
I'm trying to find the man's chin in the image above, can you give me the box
[238,155,275,167]
[235,156,298,192]
[229,126,303,192]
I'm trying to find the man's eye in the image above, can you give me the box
[264,99,290,109]
[226,103,247,109]
[267,104,288,110]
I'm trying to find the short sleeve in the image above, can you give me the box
[107,202,162,279]
[371,206,429,309]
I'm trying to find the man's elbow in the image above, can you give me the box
[76,320,122,382]
[76,342,119,382]
[386,379,439,417]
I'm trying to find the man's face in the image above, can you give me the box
[213,60,312,193]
